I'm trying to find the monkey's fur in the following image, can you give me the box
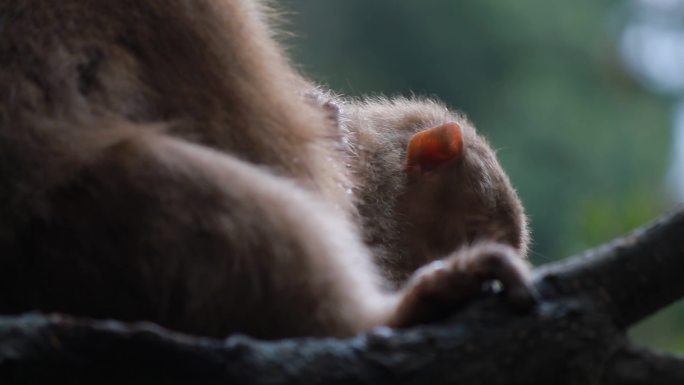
[316,94,530,284]
[0,0,533,339]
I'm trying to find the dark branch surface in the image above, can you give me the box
[0,303,622,385]
[604,344,684,385]
[535,206,684,328]
[1,208,684,384]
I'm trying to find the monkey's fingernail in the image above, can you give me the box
[479,280,503,297]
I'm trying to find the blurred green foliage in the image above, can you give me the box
[284,0,682,352]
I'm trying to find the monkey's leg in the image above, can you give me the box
[388,243,536,328]
[2,129,396,339]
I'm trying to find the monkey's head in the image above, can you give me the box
[397,121,529,266]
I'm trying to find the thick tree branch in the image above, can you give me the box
[1,208,684,384]
[535,206,684,328]
[604,344,684,385]
[0,305,622,385]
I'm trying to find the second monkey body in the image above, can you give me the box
[308,91,529,285]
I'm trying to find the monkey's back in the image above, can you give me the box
[0,0,350,200]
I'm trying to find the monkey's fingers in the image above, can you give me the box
[455,242,538,310]
[388,243,537,328]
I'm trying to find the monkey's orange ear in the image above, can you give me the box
[407,122,464,173]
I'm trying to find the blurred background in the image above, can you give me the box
[284,0,684,352]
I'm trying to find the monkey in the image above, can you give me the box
[0,0,534,340]
[305,90,529,285]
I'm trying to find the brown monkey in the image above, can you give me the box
[305,90,529,284]
[0,0,533,339]
[339,96,530,284]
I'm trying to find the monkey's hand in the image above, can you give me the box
[388,242,537,328]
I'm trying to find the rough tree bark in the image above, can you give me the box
[1,208,683,384]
